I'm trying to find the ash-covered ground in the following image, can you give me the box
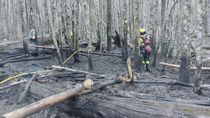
[0,43,210,118]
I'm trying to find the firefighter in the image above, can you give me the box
[138,28,152,72]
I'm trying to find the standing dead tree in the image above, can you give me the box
[122,1,129,62]
[17,0,29,55]
[107,0,112,51]
[123,21,128,61]
[113,30,121,48]
[46,0,63,65]
[72,0,81,63]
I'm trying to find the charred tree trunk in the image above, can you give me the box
[95,25,101,51]
[152,30,157,67]
[179,51,190,84]
[122,1,128,62]
[107,0,112,51]
[123,22,128,61]
[194,62,203,95]
[113,30,121,48]
[133,38,142,72]
[17,0,29,55]
[23,37,29,55]
[46,0,63,65]
[74,0,80,63]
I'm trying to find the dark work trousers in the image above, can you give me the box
[140,47,150,71]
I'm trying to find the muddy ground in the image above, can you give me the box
[0,43,210,118]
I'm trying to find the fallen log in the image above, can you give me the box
[2,75,124,118]
[39,71,86,79]
[125,91,210,106]
[52,65,111,78]
[80,51,122,58]
[2,79,93,118]
[30,45,122,58]
[30,45,62,50]
[160,62,210,70]
[66,90,210,118]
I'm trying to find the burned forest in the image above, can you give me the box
[1,0,210,118]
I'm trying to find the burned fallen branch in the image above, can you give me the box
[0,55,55,67]
[2,54,28,60]
[134,80,194,87]
[0,80,27,91]
[17,74,37,103]
[0,69,55,85]
[89,78,122,92]
[52,65,110,78]
[0,41,22,47]
[39,71,86,79]
[0,53,25,60]
[30,45,68,51]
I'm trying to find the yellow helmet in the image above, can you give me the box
[139,28,146,33]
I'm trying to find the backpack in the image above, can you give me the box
[144,38,152,55]
[144,38,151,46]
